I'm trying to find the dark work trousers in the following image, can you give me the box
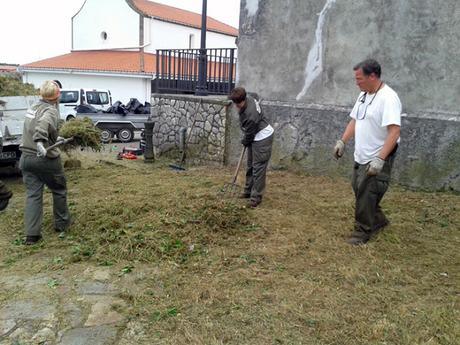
[19,154,70,237]
[244,134,274,202]
[352,152,396,234]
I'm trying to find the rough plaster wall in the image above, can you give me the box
[233,0,460,191]
[238,0,460,114]
[226,101,460,191]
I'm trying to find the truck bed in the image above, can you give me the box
[75,112,151,143]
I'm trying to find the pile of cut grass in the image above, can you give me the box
[59,117,102,152]
[0,159,255,266]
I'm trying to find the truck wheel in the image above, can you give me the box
[66,115,75,121]
[117,128,134,143]
[100,129,114,143]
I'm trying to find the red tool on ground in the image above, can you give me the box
[121,152,137,160]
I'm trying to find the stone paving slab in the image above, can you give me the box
[84,297,126,327]
[76,281,118,295]
[57,325,119,345]
[0,262,156,344]
[0,319,16,337]
[0,300,56,321]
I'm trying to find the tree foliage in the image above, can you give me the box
[0,75,38,96]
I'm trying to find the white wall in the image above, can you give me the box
[22,71,151,105]
[72,0,236,52]
[145,19,237,52]
[73,0,140,51]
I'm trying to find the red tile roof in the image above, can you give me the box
[132,0,238,37]
[21,51,156,75]
[21,50,236,79]
[0,64,19,72]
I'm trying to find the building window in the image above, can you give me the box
[188,34,195,49]
[101,31,108,40]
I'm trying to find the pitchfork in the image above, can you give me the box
[220,146,246,198]
[46,137,74,152]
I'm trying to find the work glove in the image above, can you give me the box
[333,139,345,159]
[241,138,252,147]
[36,142,47,157]
[367,157,385,176]
[57,136,65,142]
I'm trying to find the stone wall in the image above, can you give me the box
[150,94,231,164]
[149,94,460,192]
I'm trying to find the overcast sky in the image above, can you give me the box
[0,0,241,65]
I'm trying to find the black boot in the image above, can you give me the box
[24,235,42,245]
[346,230,371,245]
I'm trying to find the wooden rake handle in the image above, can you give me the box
[231,146,247,185]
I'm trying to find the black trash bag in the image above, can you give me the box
[135,102,151,114]
[75,104,99,113]
[134,105,144,114]
[111,101,128,115]
[126,98,142,113]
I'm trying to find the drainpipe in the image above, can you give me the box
[139,14,145,72]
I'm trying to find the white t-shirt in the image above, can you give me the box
[250,98,274,141]
[254,124,274,141]
[349,84,402,164]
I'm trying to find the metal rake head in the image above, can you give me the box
[219,182,242,199]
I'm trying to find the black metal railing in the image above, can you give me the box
[153,48,237,95]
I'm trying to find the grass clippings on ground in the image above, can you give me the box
[0,154,458,345]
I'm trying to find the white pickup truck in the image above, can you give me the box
[59,88,112,121]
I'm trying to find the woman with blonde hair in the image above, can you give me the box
[19,80,71,245]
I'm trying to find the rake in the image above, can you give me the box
[220,146,246,198]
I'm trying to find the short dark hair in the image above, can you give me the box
[353,59,381,78]
[229,87,247,104]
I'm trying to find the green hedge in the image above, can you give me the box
[0,75,38,96]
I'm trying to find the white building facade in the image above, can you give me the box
[20,0,238,104]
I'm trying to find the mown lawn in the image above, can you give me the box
[0,154,458,345]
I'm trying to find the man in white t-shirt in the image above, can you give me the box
[333,59,402,245]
